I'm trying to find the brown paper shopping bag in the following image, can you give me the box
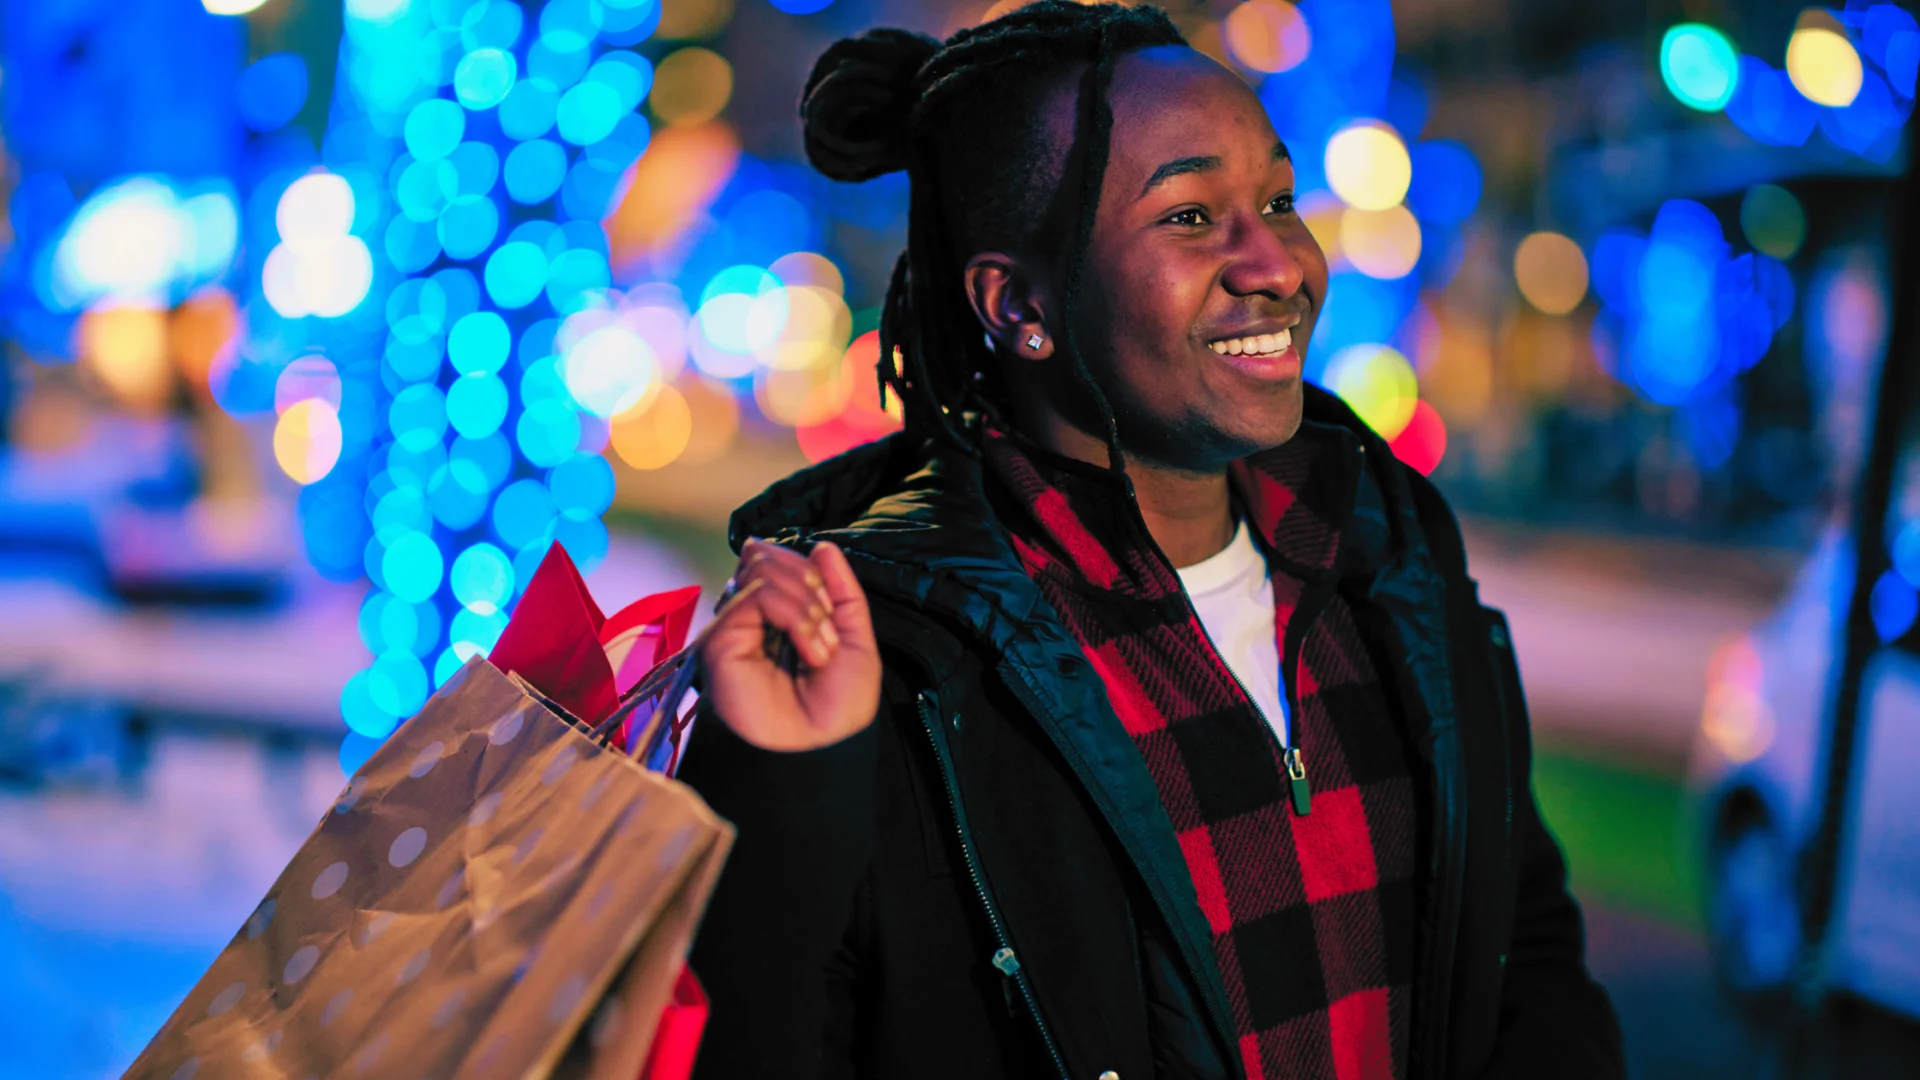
[122,650,732,1080]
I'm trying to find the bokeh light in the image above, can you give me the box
[1406,140,1481,227]
[1660,23,1740,112]
[656,0,735,40]
[1325,122,1411,211]
[276,354,344,414]
[1787,17,1865,107]
[237,54,310,133]
[51,179,238,310]
[1322,342,1419,439]
[1514,232,1590,315]
[1388,399,1447,475]
[77,305,171,412]
[1224,0,1312,75]
[1298,191,1346,266]
[455,48,519,111]
[610,381,693,469]
[274,398,346,485]
[1871,569,1919,642]
[563,322,658,417]
[1340,205,1422,280]
[1740,184,1806,260]
[796,331,905,462]
[649,48,733,126]
[263,172,373,319]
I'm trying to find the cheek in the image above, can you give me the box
[1101,252,1208,349]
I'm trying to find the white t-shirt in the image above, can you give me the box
[1174,519,1290,748]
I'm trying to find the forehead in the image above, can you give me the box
[1101,47,1282,181]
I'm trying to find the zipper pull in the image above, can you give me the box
[1285,746,1311,816]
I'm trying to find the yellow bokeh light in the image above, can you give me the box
[273,398,344,485]
[1323,343,1419,440]
[656,0,736,40]
[770,251,845,295]
[77,304,171,413]
[1786,18,1863,107]
[758,285,853,372]
[1339,205,1422,280]
[756,357,854,427]
[651,48,734,127]
[1298,190,1345,266]
[1223,0,1311,75]
[610,383,693,470]
[1513,231,1590,315]
[1324,122,1411,211]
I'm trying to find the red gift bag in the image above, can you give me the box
[490,545,712,1080]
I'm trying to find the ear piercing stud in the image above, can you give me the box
[1026,333,1044,351]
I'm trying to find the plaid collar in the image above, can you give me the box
[976,421,1365,594]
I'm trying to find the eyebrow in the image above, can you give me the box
[1137,141,1291,199]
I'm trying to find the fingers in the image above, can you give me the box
[729,540,839,665]
[809,541,874,648]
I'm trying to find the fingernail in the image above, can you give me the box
[815,587,833,611]
[807,604,825,623]
[804,570,824,590]
[820,621,840,648]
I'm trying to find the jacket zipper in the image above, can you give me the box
[997,658,1242,1079]
[1182,596,1314,815]
[916,690,1072,1080]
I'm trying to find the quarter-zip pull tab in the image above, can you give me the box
[1285,746,1311,816]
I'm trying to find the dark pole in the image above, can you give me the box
[1788,140,1920,1071]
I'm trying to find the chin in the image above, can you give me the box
[1230,384,1305,455]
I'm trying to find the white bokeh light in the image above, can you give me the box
[263,172,372,319]
[563,325,658,418]
[277,173,357,242]
[51,178,237,309]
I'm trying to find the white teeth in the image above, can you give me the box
[1208,328,1293,356]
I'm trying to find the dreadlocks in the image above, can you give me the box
[799,2,1187,468]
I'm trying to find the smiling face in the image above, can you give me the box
[974,46,1329,473]
[1079,47,1326,469]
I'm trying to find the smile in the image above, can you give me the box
[1207,328,1292,357]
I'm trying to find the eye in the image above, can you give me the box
[1163,208,1211,227]
[1264,193,1296,216]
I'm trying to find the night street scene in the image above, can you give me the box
[2,0,1920,1078]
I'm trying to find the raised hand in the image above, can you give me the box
[697,538,882,752]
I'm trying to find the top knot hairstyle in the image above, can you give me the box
[800,2,1187,462]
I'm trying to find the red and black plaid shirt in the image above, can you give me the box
[981,426,1418,1080]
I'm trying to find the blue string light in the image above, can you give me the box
[292,0,660,770]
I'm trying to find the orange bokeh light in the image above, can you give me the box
[1224,0,1311,75]
[603,122,742,268]
[796,331,905,463]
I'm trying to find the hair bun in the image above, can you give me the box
[801,28,940,183]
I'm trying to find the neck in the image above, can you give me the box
[1023,407,1236,570]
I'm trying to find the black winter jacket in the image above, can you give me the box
[679,386,1625,1080]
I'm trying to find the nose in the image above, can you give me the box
[1219,210,1308,302]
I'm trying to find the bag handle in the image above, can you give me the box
[589,579,774,773]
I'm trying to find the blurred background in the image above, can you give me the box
[2,0,1919,1076]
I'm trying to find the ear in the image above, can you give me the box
[963,252,1054,360]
